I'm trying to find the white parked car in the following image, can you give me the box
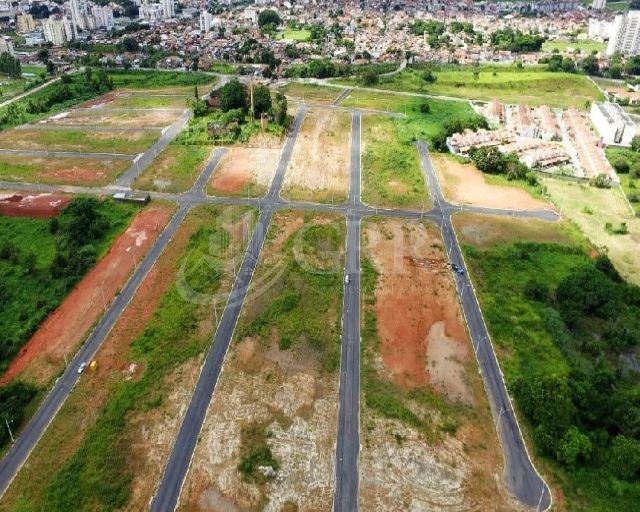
[344,274,350,284]
[77,362,87,374]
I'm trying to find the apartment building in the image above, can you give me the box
[16,13,36,33]
[607,11,640,56]
[590,101,637,146]
[42,16,73,46]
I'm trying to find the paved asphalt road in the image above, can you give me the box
[149,106,307,512]
[417,141,552,511]
[115,109,192,188]
[0,99,554,512]
[0,203,191,498]
[334,111,361,512]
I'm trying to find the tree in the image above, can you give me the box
[421,69,437,83]
[37,48,49,63]
[631,135,640,152]
[557,426,592,467]
[581,55,600,76]
[613,157,630,173]
[219,79,247,112]
[273,92,288,127]
[608,435,640,481]
[252,84,271,116]
[189,98,208,117]
[46,60,56,75]
[469,146,506,173]
[257,9,280,30]
[360,71,378,86]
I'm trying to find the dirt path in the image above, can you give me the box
[432,153,552,211]
[209,147,281,196]
[282,109,351,202]
[0,205,174,386]
[0,192,71,218]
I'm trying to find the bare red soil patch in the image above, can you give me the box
[365,219,470,398]
[0,192,71,218]
[0,205,174,386]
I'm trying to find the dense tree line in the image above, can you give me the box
[514,255,640,478]
[0,68,113,129]
[0,382,37,449]
[490,28,545,53]
[215,78,289,128]
[0,53,21,78]
[468,145,539,185]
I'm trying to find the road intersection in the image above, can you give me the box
[0,103,553,511]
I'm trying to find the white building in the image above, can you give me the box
[199,9,213,32]
[593,0,606,9]
[590,101,637,146]
[160,0,174,19]
[0,36,14,56]
[92,5,114,30]
[42,16,72,46]
[607,11,640,56]
[588,18,612,40]
[139,2,164,22]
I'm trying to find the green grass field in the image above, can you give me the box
[276,29,311,41]
[460,216,640,511]
[2,205,254,510]
[108,95,189,110]
[542,40,606,54]
[0,128,158,154]
[238,211,344,372]
[279,82,342,104]
[107,70,214,89]
[361,115,429,209]
[0,199,136,375]
[134,144,211,192]
[335,66,604,108]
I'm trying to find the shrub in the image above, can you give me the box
[613,158,630,174]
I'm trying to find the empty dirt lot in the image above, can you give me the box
[0,154,131,185]
[178,210,343,512]
[0,192,71,218]
[49,108,181,128]
[360,218,519,511]
[432,153,553,211]
[282,109,351,203]
[0,205,174,387]
[209,146,281,197]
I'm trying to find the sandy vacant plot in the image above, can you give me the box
[279,82,342,104]
[0,154,130,186]
[432,153,552,211]
[282,109,351,203]
[178,211,342,512]
[0,205,174,386]
[360,218,519,510]
[49,108,181,128]
[542,176,640,285]
[209,146,281,197]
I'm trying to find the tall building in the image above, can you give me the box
[0,36,14,56]
[160,0,174,19]
[42,16,71,46]
[607,11,640,56]
[593,0,606,9]
[200,9,213,32]
[92,5,114,30]
[69,0,82,37]
[16,13,36,33]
